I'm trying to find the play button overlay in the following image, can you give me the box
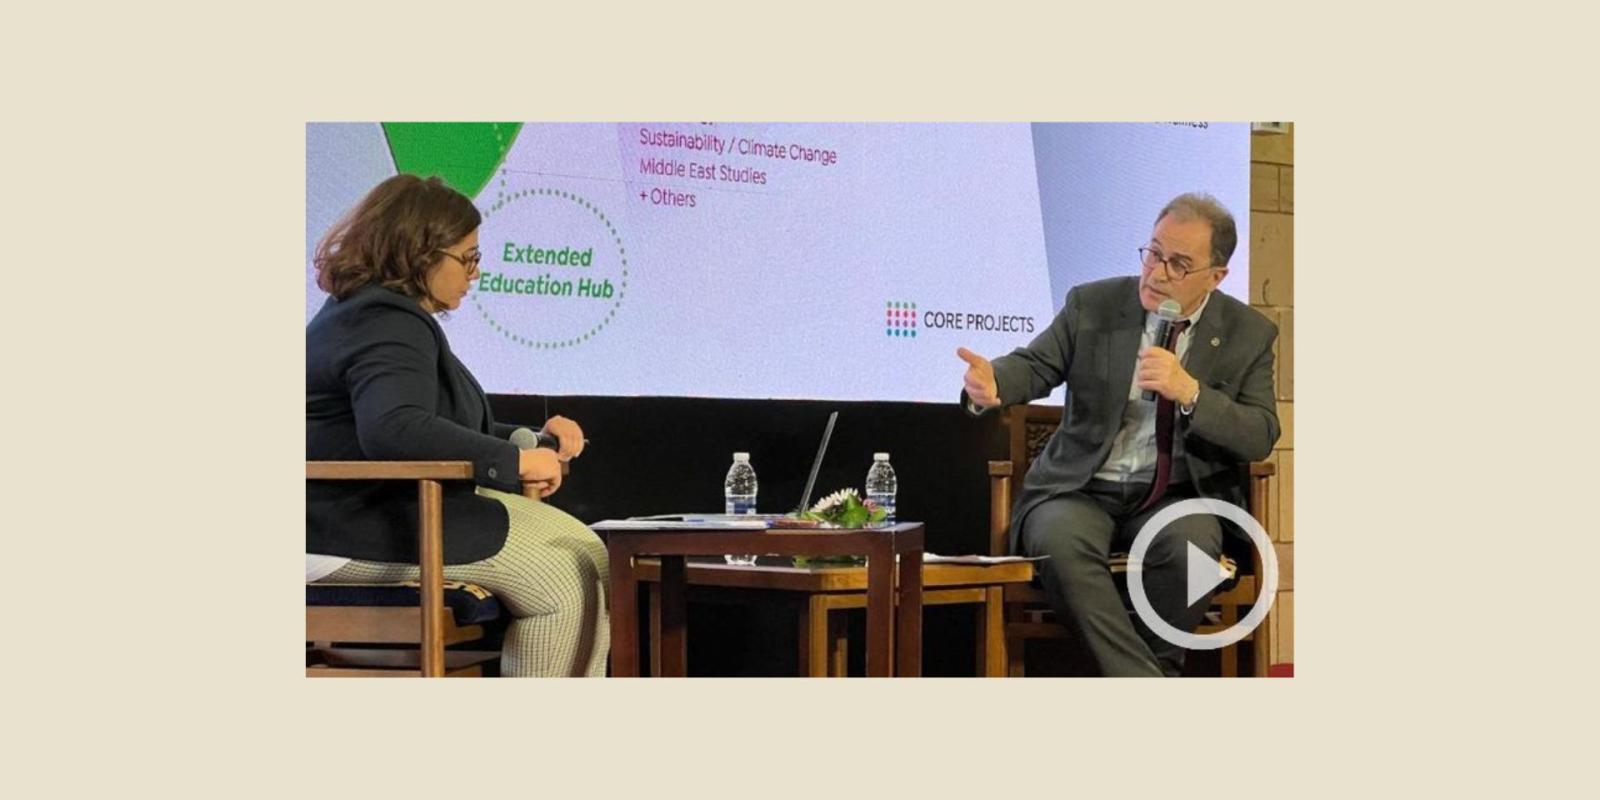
[1187,541,1231,607]
[1127,498,1278,651]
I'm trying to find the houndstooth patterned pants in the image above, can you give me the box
[319,487,609,677]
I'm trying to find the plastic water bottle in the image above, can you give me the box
[724,453,758,565]
[865,452,897,527]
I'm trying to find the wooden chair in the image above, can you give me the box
[305,461,504,678]
[989,405,1276,677]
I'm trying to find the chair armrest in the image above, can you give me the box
[308,460,565,497]
[1245,460,1276,542]
[306,461,475,481]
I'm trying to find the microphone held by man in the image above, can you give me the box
[1141,299,1184,401]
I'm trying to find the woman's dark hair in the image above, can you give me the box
[313,174,481,302]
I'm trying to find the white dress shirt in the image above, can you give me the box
[1091,292,1210,484]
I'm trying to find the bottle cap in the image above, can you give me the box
[734,452,750,461]
[874,452,890,460]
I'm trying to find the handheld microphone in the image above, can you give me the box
[509,427,559,451]
[1141,299,1184,402]
[508,427,559,500]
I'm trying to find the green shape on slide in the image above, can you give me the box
[382,122,523,199]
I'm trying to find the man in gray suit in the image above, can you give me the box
[959,193,1279,676]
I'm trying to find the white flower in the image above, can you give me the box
[810,488,859,514]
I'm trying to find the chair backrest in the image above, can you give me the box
[1003,404,1067,478]
[986,405,1066,557]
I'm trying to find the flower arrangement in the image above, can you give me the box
[800,488,889,529]
[791,488,888,567]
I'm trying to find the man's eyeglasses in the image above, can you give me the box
[436,248,483,276]
[1138,246,1214,281]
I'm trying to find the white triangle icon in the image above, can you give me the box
[1186,542,1229,608]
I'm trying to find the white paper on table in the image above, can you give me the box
[592,519,770,530]
[921,553,1050,565]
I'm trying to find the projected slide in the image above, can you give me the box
[306,122,1249,402]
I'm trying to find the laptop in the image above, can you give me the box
[629,411,838,523]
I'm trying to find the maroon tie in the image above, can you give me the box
[1137,320,1190,513]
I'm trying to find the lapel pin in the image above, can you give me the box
[1210,337,1221,347]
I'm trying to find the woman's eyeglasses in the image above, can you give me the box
[436,248,483,276]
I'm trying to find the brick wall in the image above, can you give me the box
[1250,123,1293,665]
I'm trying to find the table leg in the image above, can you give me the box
[798,594,829,678]
[648,583,662,677]
[829,607,849,677]
[865,538,893,677]
[896,545,923,677]
[979,586,1005,677]
[1219,602,1239,677]
[608,544,640,677]
[658,556,688,677]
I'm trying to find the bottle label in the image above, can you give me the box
[726,496,757,515]
[867,493,896,525]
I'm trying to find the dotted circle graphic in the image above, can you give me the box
[473,188,628,350]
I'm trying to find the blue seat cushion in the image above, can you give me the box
[307,580,502,626]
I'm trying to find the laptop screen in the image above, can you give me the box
[794,411,838,514]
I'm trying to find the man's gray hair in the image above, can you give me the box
[1156,193,1238,268]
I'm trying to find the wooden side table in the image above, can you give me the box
[596,522,925,677]
[633,558,1035,677]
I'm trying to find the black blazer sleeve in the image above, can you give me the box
[342,309,522,492]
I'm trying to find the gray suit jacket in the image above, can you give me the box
[966,277,1280,552]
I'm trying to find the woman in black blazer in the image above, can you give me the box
[307,174,607,677]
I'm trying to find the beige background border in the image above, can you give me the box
[10,1,1580,795]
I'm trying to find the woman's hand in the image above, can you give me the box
[519,446,563,498]
[539,415,586,461]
